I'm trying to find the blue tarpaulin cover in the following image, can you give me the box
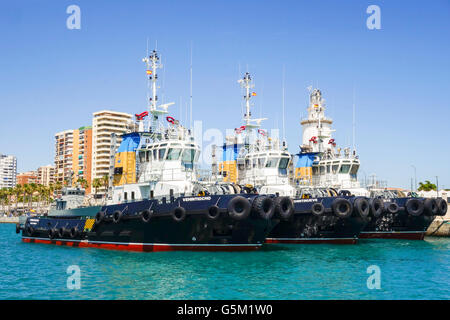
[222,144,242,162]
[295,153,317,168]
[117,133,141,153]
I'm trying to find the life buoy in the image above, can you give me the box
[369,198,384,218]
[258,129,266,136]
[311,202,325,216]
[353,197,370,218]
[275,196,294,220]
[206,205,221,220]
[113,210,123,223]
[227,196,251,220]
[166,116,175,124]
[332,198,353,219]
[171,207,186,222]
[424,198,438,216]
[235,125,246,134]
[405,198,424,217]
[141,209,153,223]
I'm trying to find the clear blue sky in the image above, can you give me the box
[0,0,449,189]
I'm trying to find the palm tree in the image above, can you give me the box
[28,183,38,211]
[101,175,109,204]
[418,180,437,192]
[13,184,23,214]
[0,189,6,214]
[92,178,102,202]
[77,178,89,190]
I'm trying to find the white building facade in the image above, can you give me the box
[0,154,17,188]
[91,110,133,183]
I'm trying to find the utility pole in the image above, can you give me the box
[411,165,417,191]
[436,176,439,198]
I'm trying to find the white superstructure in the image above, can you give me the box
[221,73,295,197]
[110,50,202,204]
[297,88,365,194]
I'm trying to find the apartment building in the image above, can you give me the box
[54,130,74,185]
[72,126,93,193]
[0,154,17,188]
[37,165,55,187]
[16,171,38,186]
[91,110,133,190]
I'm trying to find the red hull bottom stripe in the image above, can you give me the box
[22,237,261,252]
[265,238,357,244]
[359,231,425,240]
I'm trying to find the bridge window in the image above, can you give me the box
[153,149,157,160]
[182,149,195,163]
[332,164,339,174]
[350,164,359,177]
[159,148,167,160]
[339,164,351,174]
[258,158,265,168]
[167,148,182,160]
[319,166,326,175]
[279,158,289,170]
[266,158,278,168]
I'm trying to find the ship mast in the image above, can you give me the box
[237,73,266,137]
[142,49,174,134]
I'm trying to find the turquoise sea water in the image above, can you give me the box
[1,223,449,300]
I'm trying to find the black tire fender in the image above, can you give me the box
[353,197,370,218]
[275,196,294,220]
[26,225,34,236]
[171,207,186,222]
[405,198,424,217]
[206,205,221,221]
[69,227,79,239]
[311,202,325,217]
[424,198,439,216]
[141,209,153,223]
[252,196,275,220]
[369,198,384,218]
[95,211,105,224]
[227,196,251,221]
[436,198,448,216]
[385,202,399,215]
[332,198,353,218]
[112,210,123,223]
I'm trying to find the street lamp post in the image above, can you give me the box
[411,165,417,191]
[436,176,439,198]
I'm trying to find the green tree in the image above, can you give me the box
[418,180,437,192]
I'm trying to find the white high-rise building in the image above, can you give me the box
[37,164,55,186]
[0,154,17,188]
[91,110,133,185]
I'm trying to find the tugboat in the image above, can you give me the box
[17,50,278,252]
[216,73,368,244]
[294,88,447,240]
[359,189,447,240]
